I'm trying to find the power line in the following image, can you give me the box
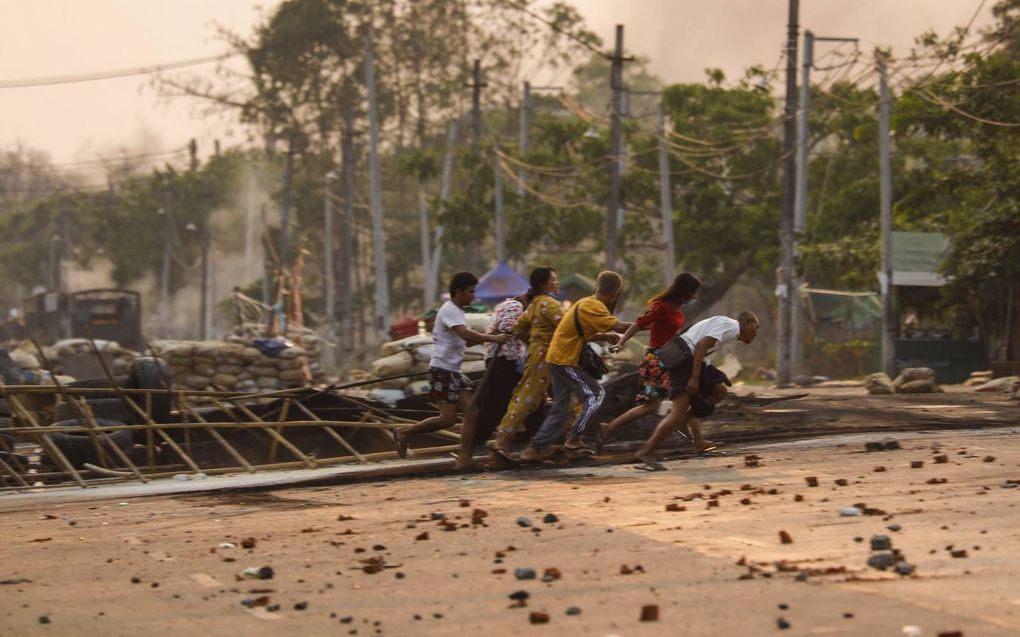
[0,52,239,89]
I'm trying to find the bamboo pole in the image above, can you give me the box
[0,428,28,473]
[79,399,148,483]
[0,454,30,488]
[1,390,86,487]
[292,400,367,462]
[85,338,203,475]
[228,401,317,469]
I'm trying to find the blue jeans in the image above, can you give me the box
[529,363,605,449]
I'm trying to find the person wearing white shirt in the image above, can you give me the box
[634,311,760,469]
[392,272,510,459]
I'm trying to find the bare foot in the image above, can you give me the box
[595,423,610,453]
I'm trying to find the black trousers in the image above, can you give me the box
[468,357,523,448]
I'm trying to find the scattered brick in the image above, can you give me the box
[640,604,659,622]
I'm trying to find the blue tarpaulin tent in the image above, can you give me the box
[475,261,529,306]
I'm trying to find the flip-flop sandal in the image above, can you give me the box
[696,446,726,457]
[490,445,518,464]
[389,429,408,459]
[635,461,667,472]
[564,443,596,456]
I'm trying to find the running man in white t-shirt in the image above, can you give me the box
[634,311,760,469]
[392,272,510,458]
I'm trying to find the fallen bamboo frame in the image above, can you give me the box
[0,358,464,489]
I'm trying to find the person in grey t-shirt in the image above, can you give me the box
[392,272,509,459]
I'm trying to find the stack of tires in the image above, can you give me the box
[45,357,172,470]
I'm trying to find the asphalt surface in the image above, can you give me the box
[1,405,1019,635]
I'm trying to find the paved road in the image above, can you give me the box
[1,425,1018,636]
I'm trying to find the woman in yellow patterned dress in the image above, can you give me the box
[490,267,562,459]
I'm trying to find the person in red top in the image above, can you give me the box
[598,272,701,447]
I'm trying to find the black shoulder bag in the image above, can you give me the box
[573,300,609,380]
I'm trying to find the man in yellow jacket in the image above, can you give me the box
[518,271,631,461]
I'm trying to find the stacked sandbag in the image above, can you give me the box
[224,332,327,385]
[868,368,941,395]
[963,370,993,387]
[865,373,895,395]
[150,339,313,394]
[362,318,494,395]
[50,339,139,376]
[891,367,941,394]
[973,375,1020,393]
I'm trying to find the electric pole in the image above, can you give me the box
[777,0,799,386]
[518,80,530,197]
[427,120,459,305]
[792,30,858,375]
[199,177,210,341]
[466,60,486,272]
[494,144,506,263]
[364,24,390,339]
[657,98,675,285]
[160,174,173,338]
[244,167,257,285]
[323,170,338,372]
[340,104,356,356]
[260,204,270,305]
[877,49,896,376]
[418,191,432,308]
[606,24,625,273]
[278,137,294,269]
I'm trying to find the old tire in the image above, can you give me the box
[46,418,134,469]
[65,376,133,389]
[54,397,138,424]
[128,357,171,424]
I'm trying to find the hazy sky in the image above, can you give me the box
[0,0,994,170]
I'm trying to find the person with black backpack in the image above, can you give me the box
[517,271,631,462]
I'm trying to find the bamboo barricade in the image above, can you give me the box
[0,366,460,490]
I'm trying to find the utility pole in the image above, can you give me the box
[160,174,173,338]
[777,0,799,387]
[470,60,484,151]
[260,204,270,305]
[494,145,506,263]
[657,98,675,285]
[792,30,858,375]
[244,167,257,284]
[466,60,486,272]
[428,120,459,304]
[323,170,338,372]
[518,80,530,196]
[339,104,356,356]
[418,192,431,309]
[278,137,294,269]
[364,24,390,339]
[877,49,896,376]
[199,179,210,341]
[606,24,625,272]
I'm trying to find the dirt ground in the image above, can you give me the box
[1,387,1019,636]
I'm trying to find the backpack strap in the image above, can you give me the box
[572,299,588,343]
